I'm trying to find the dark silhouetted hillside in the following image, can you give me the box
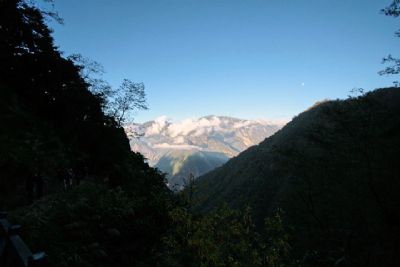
[0,1,171,265]
[193,88,400,266]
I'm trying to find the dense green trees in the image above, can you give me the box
[12,183,169,267]
[159,205,295,267]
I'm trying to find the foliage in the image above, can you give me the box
[11,182,170,267]
[193,88,400,266]
[382,0,400,17]
[1,1,171,265]
[158,204,295,267]
[0,0,156,208]
[263,210,291,267]
[379,0,400,84]
[109,79,148,126]
[69,54,148,126]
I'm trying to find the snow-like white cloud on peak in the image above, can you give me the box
[126,115,287,164]
[145,115,171,135]
[140,115,289,138]
[154,115,170,124]
[168,116,221,137]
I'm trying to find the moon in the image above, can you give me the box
[301,82,305,86]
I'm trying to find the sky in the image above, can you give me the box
[45,0,399,123]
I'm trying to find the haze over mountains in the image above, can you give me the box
[125,115,285,189]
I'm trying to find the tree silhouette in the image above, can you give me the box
[69,54,148,126]
[109,79,148,126]
[0,0,157,205]
[379,0,400,84]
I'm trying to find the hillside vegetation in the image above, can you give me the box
[0,1,171,265]
[193,88,400,266]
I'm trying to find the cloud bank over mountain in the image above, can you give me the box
[125,115,286,189]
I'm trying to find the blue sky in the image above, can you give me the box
[47,0,399,122]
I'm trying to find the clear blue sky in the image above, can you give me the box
[46,0,398,122]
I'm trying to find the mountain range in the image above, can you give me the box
[125,115,285,189]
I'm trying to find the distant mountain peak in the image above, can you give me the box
[126,115,286,160]
[125,115,286,188]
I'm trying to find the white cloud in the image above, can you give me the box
[145,115,171,135]
[153,143,202,150]
[168,116,221,137]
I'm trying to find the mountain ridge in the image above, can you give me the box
[125,115,286,188]
[192,88,400,266]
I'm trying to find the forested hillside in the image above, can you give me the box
[0,0,168,207]
[193,88,400,266]
[0,1,171,265]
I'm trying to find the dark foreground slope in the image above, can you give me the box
[193,88,400,266]
[1,2,171,266]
